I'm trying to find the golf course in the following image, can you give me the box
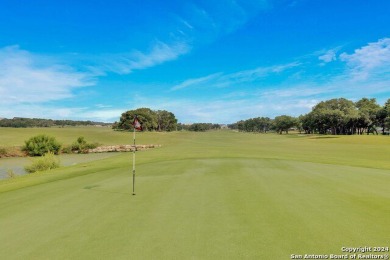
[0,128,389,259]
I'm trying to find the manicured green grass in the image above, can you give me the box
[0,129,389,259]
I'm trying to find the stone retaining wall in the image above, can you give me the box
[87,144,161,153]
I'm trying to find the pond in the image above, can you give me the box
[0,153,121,179]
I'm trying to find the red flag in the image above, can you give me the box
[133,115,142,131]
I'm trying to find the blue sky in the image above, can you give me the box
[0,0,389,123]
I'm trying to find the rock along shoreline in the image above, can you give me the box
[87,144,161,153]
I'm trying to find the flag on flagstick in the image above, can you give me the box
[133,115,142,131]
[132,115,142,195]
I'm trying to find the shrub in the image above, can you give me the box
[61,145,73,154]
[24,152,60,173]
[0,147,7,157]
[23,135,61,156]
[69,136,99,153]
[7,169,16,178]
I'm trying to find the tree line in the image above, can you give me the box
[177,123,221,132]
[0,117,110,128]
[228,116,297,134]
[229,97,390,135]
[299,98,390,135]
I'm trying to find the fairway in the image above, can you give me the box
[0,130,389,259]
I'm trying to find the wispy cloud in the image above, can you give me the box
[171,62,300,91]
[97,40,190,75]
[171,73,222,91]
[0,45,94,104]
[226,62,300,82]
[175,0,269,46]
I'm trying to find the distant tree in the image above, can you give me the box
[0,117,109,128]
[176,123,189,131]
[229,117,271,133]
[227,122,238,130]
[115,108,177,131]
[156,110,178,131]
[229,97,390,135]
[273,115,297,134]
[188,123,220,131]
[111,121,119,130]
[380,99,390,134]
[355,98,381,134]
[308,98,358,135]
[237,120,245,131]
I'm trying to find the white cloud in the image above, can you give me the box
[0,42,189,121]
[78,109,126,122]
[0,103,125,123]
[318,50,337,63]
[339,38,390,80]
[0,46,94,104]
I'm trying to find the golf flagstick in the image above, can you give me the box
[132,115,142,195]
[132,126,136,195]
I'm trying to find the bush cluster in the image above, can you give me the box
[62,137,99,154]
[22,135,61,156]
[24,152,60,173]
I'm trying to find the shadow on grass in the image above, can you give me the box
[310,136,340,139]
[83,185,133,195]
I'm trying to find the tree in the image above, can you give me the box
[378,98,390,134]
[273,115,297,134]
[229,117,271,133]
[115,108,178,131]
[188,123,220,131]
[156,110,178,131]
[308,98,358,135]
[355,98,381,134]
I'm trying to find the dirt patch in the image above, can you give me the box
[0,147,26,158]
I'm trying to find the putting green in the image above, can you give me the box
[0,157,389,259]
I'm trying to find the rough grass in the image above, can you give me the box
[0,127,143,147]
[0,146,25,158]
[0,129,389,259]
